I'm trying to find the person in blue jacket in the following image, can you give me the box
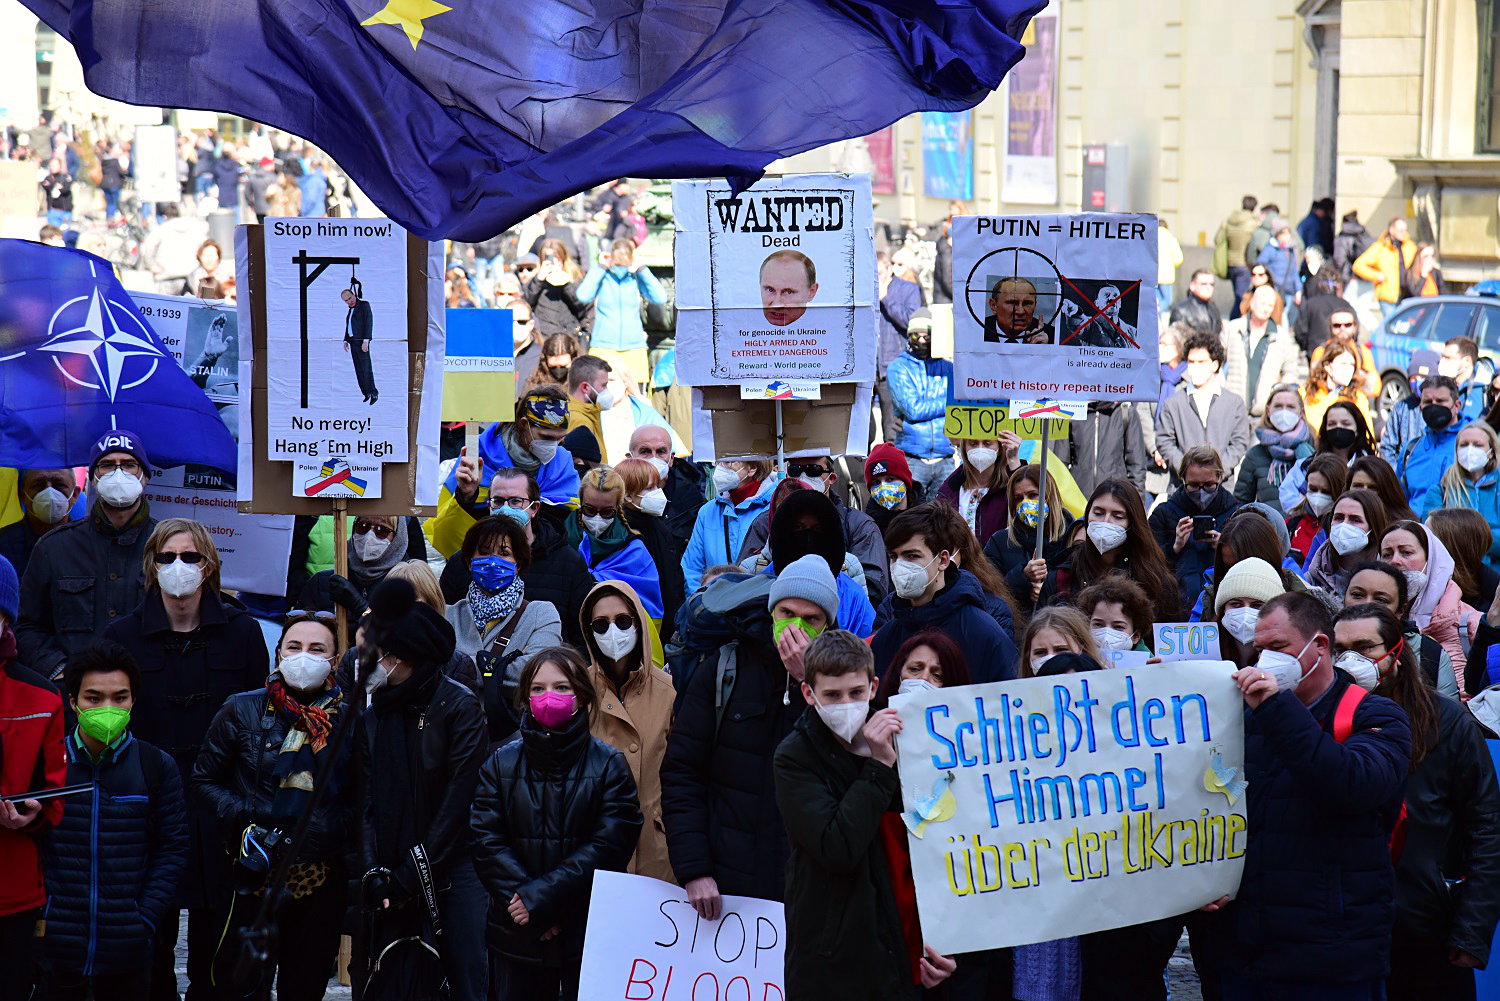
[885,308,954,496]
[575,238,666,384]
[1398,376,1463,502]
[871,505,1018,682]
[1199,591,1410,997]
[682,460,777,593]
[1418,422,1500,555]
[874,251,925,446]
[39,641,188,1000]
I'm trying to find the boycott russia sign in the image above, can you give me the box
[892,663,1247,954]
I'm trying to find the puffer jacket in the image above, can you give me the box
[870,568,1018,683]
[660,614,803,899]
[886,351,954,460]
[1219,676,1410,983]
[41,733,188,975]
[471,710,642,965]
[1352,232,1417,304]
[872,568,1017,643]
[1420,581,1480,694]
[1396,696,1500,967]
[575,264,667,352]
[192,687,352,862]
[581,581,676,883]
[683,477,777,592]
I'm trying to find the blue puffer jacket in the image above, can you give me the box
[1399,426,1460,501]
[1218,676,1410,983]
[1417,474,1500,564]
[41,732,188,975]
[870,569,1018,683]
[576,264,667,352]
[886,351,954,460]
[682,477,778,591]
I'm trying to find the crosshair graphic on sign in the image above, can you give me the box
[963,246,1064,345]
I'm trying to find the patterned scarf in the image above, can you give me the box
[267,678,342,821]
[1255,422,1310,485]
[468,576,526,639]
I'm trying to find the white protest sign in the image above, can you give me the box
[673,173,875,385]
[1154,622,1222,662]
[129,292,293,594]
[1009,399,1089,421]
[952,213,1159,403]
[1105,650,1151,671]
[578,871,785,1000]
[263,217,409,498]
[892,663,1247,954]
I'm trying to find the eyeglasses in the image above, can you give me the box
[152,551,204,565]
[488,496,532,510]
[96,459,141,475]
[787,463,829,479]
[591,613,635,635]
[1330,320,1358,330]
[352,521,395,539]
[580,504,618,519]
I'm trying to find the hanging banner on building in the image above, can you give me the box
[892,663,1247,954]
[441,308,515,422]
[673,173,875,386]
[262,217,409,498]
[128,292,293,594]
[868,128,896,195]
[578,871,785,1000]
[952,213,1159,403]
[923,112,974,201]
[1003,8,1059,205]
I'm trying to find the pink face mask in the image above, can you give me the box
[529,690,576,728]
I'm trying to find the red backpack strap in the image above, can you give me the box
[1331,683,1368,744]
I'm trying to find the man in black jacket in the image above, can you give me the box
[357,578,489,1001]
[626,424,705,556]
[17,429,158,681]
[661,554,840,922]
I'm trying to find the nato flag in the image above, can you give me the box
[23,0,1042,240]
[0,240,238,473]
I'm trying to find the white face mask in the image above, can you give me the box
[1269,409,1300,433]
[366,659,391,695]
[638,488,668,517]
[354,531,392,563]
[712,465,742,494]
[898,677,938,697]
[1403,569,1428,598]
[1221,606,1260,645]
[966,447,998,473]
[582,513,614,536]
[891,553,942,600]
[592,383,619,410]
[28,486,71,524]
[1087,521,1128,554]
[595,623,638,661]
[798,475,827,493]
[279,651,332,691]
[1030,656,1052,674]
[1091,627,1134,653]
[646,457,670,479]
[1254,635,1316,693]
[157,558,204,598]
[814,696,869,744]
[1329,522,1369,556]
[530,439,560,463]
[1334,650,1381,692]
[1305,491,1333,516]
[1458,445,1492,473]
[95,468,143,508]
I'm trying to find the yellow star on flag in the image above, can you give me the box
[361,0,452,50]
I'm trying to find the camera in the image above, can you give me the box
[234,823,288,890]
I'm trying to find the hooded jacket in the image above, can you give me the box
[870,568,1019,684]
[1405,523,1480,691]
[580,581,676,883]
[471,709,642,965]
[737,489,889,605]
[684,476,777,592]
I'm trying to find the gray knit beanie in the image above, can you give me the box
[768,553,839,625]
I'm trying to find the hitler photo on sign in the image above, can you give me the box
[262,217,409,499]
[673,173,876,385]
[953,213,1158,404]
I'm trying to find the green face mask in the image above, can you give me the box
[76,705,131,746]
[773,616,824,645]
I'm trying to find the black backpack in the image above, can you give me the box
[666,573,773,716]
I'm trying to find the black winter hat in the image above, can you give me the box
[769,488,845,578]
[562,426,602,464]
[368,577,456,668]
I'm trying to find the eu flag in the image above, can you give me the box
[0,240,238,473]
[24,0,1042,240]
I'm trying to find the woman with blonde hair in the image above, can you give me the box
[985,463,1071,584]
[1418,420,1500,521]
[335,560,481,694]
[1019,606,1101,677]
[568,466,665,624]
[1235,384,1314,512]
[614,457,684,630]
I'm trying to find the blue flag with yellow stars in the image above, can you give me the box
[23,0,1042,240]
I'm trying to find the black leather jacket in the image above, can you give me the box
[471,711,641,965]
[192,687,352,862]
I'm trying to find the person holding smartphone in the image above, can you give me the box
[1148,443,1243,611]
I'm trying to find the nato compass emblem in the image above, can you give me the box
[38,286,166,401]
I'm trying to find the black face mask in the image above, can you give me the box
[1421,403,1454,431]
[908,337,931,359]
[1322,427,1358,451]
[547,365,570,382]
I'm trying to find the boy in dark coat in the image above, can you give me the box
[774,629,954,999]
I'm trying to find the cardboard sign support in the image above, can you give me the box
[1034,420,1051,561]
[332,497,349,647]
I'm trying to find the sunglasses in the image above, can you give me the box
[580,504,618,519]
[286,608,338,621]
[1330,320,1358,329]
[591,613,635,635]
[152,551,204,565]
[787,464,829,479]
[352,521,395,539]
[516,264,537,272]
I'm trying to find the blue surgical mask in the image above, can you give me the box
[470,555,518,593]
[493,503,531,528]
